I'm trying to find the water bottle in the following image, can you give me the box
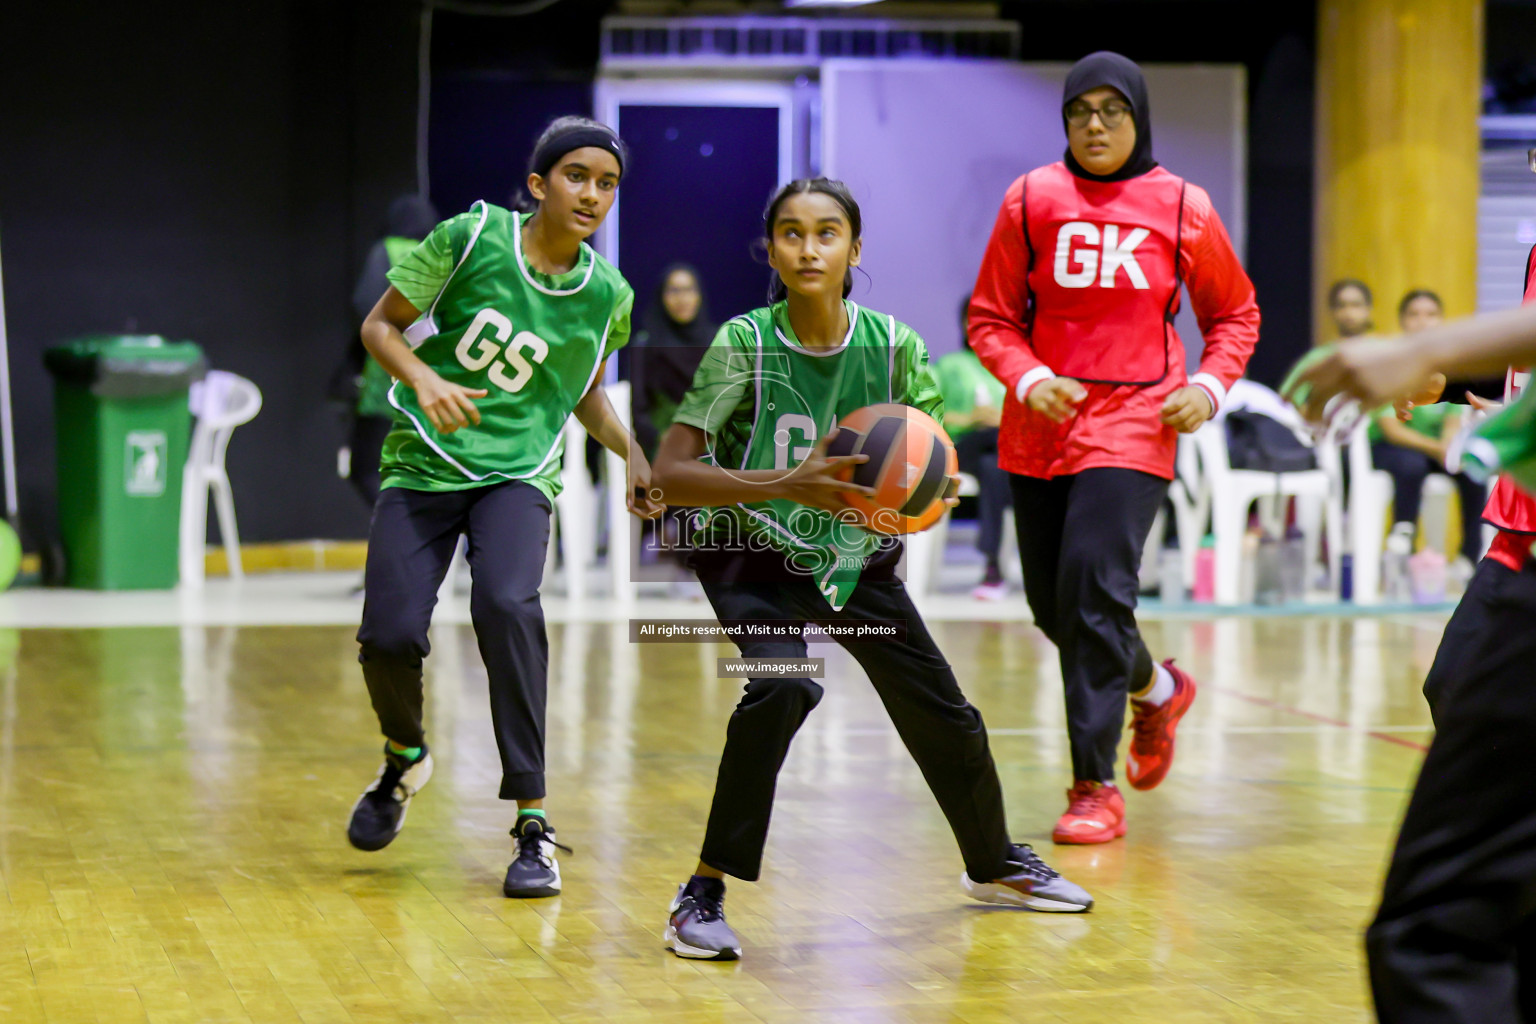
[1383,523,1414,603]
[1193,534,1217,603]
[1279,524,1307,603]
[1234,534,1259,604]
[1409,547,1448,604]
[1254,529,1282,605]
[1159,547,1185,606]
[1382,550,1409,603]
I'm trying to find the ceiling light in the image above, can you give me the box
[784,0,888,8]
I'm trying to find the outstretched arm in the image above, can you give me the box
[574,361,664,519]
[650,424,872,513]
[1287,303,1536,419]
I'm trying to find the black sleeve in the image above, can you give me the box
[352,242,393,322]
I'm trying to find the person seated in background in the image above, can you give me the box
[1370,289,1486,581]
[936,295,1012,600]
[1325,278,1374,344]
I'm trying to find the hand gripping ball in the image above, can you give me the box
[825,403,957,535]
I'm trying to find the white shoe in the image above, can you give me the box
[962,843,1093,913]
[972,580,1008,601]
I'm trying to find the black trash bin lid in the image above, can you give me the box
[44,335,207,399]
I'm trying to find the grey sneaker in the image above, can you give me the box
[347,744,433,852]
[962,843,1093,912]
[664,878,741,961]
[503,815,569,898]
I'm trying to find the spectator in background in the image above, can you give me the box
[343,194,440,506]
[632,264,716,457]
[631,264,716,585]
[936,295,1011,599]
[1370,288,1487,581]
[1326,278,1374,344]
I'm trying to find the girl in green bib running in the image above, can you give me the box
[345,117,662,899]
[650,178,1093,962]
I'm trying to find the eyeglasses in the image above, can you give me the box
[1064,99,1132,130]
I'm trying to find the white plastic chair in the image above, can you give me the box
[550,412,598,601]
[905,471,1019,597]
[601,381,638,604]
[545,381,640,602]
[1191,419,1338,604]
[179,370,262,588]
[1342,417,1474,605]
[1312,435,1347,597]
[1343,418,1393,604]
[904,471,979,596]
[1166,434,1209,583]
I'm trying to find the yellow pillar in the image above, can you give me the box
[1314,0,1483,345]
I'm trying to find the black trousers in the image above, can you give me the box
[357,481,553,800]
[1371,441,1487,562]
[347,414,393,509]
[1010,468,1168,783]
[956,428,1012,565]
[692,551,1013,884]
[1367,555,1536,1023]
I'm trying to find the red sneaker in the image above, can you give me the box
[1052,780,1126,845]
[1125,659,1198,791]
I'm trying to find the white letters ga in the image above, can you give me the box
[1053,222,1151,290]
[455,308,550,393]
[774,413,818,471]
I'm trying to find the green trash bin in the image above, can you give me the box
[45,335,207,589]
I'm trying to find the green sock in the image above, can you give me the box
[387,743,422,762]
[517,808,546,820]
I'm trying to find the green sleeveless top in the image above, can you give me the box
[380,202,634,499]
[672,300,944,609]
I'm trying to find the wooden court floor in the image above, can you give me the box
[0,613,1447,1023]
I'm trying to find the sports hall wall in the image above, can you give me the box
[0,0,1317,546]
[821,61,1244,366]
[0,0,422,546]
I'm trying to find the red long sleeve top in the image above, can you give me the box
[968,164,1260,480]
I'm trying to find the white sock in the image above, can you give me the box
[1133,663,1176,707]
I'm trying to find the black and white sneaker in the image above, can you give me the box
[347,744,433,852]
[664,877,742,961]
[962,843,1094,912]
[503,815,570,898]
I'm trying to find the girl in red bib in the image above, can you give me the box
[969,52,1260,844]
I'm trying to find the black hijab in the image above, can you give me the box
[385,193,440,240]
[632,264,716,440]
[1062,51,1157,183]
[641,263,714,350]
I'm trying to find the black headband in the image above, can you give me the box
[529,126,626,180]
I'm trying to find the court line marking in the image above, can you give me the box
[815,724,1432,738]
[1204,684,1430,752]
